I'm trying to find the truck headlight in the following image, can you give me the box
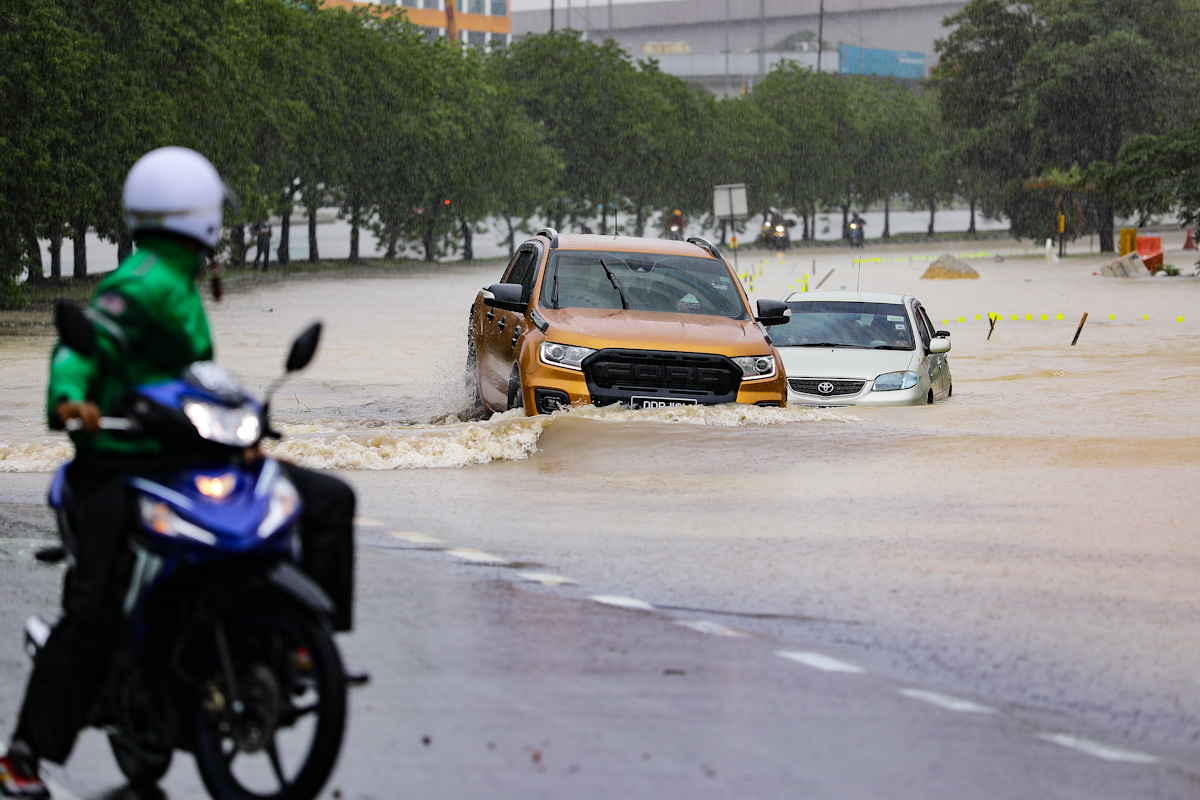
[539,342,596,371]
[733,355,776,380]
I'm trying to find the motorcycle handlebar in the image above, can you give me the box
[65,417,137,433]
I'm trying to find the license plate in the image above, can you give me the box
[631,397,697,409]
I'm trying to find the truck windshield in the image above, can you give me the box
[540,251,748,320]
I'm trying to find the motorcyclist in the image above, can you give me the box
[0,147,357,800]
[849,210,866,242]
[668,209,685,239]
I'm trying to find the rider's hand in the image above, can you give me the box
[56,400,101,433]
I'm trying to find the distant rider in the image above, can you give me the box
[668,209,685,239]
[0,147,357,799]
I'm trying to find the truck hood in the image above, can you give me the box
[777,346,919,380]
[538,307,769,356]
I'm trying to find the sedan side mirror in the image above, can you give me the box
[482,283,527,313]
[930,338,951,354]
[755,299,791,327]
[935,330,950,338]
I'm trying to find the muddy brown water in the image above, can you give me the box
[2,239,1199,755]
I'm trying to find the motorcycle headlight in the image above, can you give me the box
[775,225,785,233]
[258,475,300,539]
[732,355,776,380]
[540,342,596,371]
[137,497,217,544]
[183,400,261,446]
[873,371,919,391]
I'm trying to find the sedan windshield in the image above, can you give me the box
[772,301,915,350]
[540,251,748,320]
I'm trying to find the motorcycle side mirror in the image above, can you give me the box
[54,300,97,358]
[286,322,322,373]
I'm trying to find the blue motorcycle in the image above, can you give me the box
[26,303,347,800]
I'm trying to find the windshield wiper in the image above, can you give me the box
[551,263,560,309]
[598,258,629,310]
[792,342,857,348]
[869,344,911,351]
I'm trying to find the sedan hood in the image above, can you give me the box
[778,346,918,380]
[539,307,768,355]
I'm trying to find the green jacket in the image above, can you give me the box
[48,235,213,456]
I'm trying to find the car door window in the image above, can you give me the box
[913,304,933,349]
[505,248,539,304]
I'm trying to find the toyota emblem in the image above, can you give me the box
[817,381,835,394]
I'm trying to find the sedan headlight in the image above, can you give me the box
[539,342,596,371]
[733,355,776,380]
[183,400,261,446]
[873,370,919,391]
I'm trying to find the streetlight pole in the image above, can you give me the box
[550,0,555,31]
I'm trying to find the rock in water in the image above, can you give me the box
[922,254,980,280]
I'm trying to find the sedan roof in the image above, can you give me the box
[783,289,912,305]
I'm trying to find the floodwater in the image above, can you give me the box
[3,236,1200,755]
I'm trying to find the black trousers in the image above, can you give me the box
[15,459,355,764]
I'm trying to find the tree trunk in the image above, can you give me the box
[385,220,399,260]
[231,224,246,269]
[1097,199,1115,252]
[840,203,850,241]
[801,213,809,241]
[461,218,474,260]
[422,213,437,262]
[117,230,133,263]
[968,196,977,236]
[927,200,936,238]
[49,232,62,280]
[307,205,320,263]
[883,197,891,239]
[278,209,291,268]
[601,204,608,236]
[808,212,816,241]
[505,215,516,257]
[71,218,87,279]
[349,204,360,263]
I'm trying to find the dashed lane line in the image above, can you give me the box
[0,741,83,800]
[444,548,508,564]
[675,619,750,638]
[517,572,578,586]
[387,531,442,544]
[354,516,384,527]
[776,650,866,674]
[1035,733,1160,765]
[899,688,995,714]
[589,595,655,611]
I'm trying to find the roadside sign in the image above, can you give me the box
[714,184,748,220]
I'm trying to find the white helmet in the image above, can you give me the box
[123,147,230,250]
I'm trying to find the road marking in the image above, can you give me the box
[388,531,441,544]
[354,516,383,527]
[517,572,577,586]
[676,619,750,638]
[776,651,865,674]
[899,688,994,714]
[590,595,655,611]
[0,741,83,800]
[1035,733,1160,765]
[444,548,507,564]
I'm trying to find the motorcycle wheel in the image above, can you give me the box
[109,732,172,790]
[193,605,346,800]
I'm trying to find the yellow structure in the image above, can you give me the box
[323,0,511,45]
[1119,227,1138,257]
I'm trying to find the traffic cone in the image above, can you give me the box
[1185,229,1196,250]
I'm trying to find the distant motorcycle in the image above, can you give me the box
[29,302,348,800]
[849,219,865,248]
[758,215,791,250]
[668,224,682,241]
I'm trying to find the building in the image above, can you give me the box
[512,0,967,94]
[323,0,512,48]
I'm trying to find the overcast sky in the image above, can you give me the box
[510,0,687,10]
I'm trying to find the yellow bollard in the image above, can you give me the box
[1011,314,1018,321]
[1026,314,1033,321]
[1178,316,1184,322]
[958,317,964,323]
[1056,314,1063,321]
[1143,314,1148,321]
[802,274,808,293]
[1040,314,1047,321]
[976,314,981,320]
[1109,313,1115,321]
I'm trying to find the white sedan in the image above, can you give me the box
[771,290,952,406]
